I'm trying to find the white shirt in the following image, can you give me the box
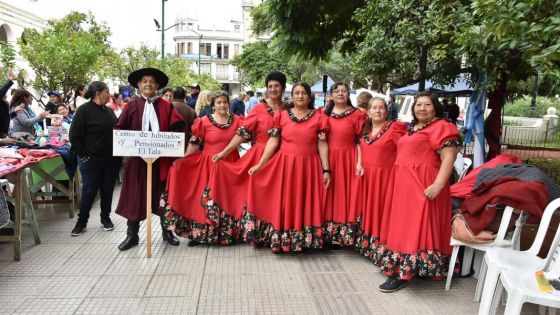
[141,97,160,132]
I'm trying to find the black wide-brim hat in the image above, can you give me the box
[128,67,169,89]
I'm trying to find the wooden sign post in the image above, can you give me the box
[113,130,185,258]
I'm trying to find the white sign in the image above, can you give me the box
[113,130,185,158]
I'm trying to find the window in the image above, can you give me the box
[217,64,228,80]
[234,44,239,57]
[179,43,185,55]
[176,43,180,56]
[223,44,229,59]
[201,63,211,75]
[187,42,192,54]
[200,43,211,56]
[234,24,240,33]
[217,44,222,59]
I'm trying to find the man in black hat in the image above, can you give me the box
[114,67,185,251]
[45,90,62,126]
[186,83,200,110]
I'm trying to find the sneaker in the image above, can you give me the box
[101,218,115,231]
[378,277,408,293]
[71,221,87,236]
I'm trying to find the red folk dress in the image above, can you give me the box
[160,114,242,244]
[242,109,329,252]
[205,103,278,229]
[354,121,406,263]
[379,119,459,280]
[323,108,366,246]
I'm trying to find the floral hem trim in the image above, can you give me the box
[160,191,242,244]
[267,127,281,137]
[407,118,441,135]
[354,233,383,265]
[241,208,323,252]
[189,136,203,145]
[287,108,316,123]
[236,126,253,140]
[363,121,393,145]
[323,219,360,247]
[208,113,234,129]
[330,107,356,119]
[378,246,450,280]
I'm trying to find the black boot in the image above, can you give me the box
[160,217,179,246]
[118,220,140,251]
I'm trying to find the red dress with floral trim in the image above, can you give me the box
[160,114,242,244]
[323,108,366,246]
[378,119,459,280]
[354,121,406,262]
[243,109,329,252]
[205,103,278,228]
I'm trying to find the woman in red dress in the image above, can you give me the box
[207,72,287,236]
[323,82,366,247]
[354,97,406,262]
[161,91,243,245]
[378,92,458,292]
[242,82,331,253]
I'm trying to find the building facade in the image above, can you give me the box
[172,0,260,95]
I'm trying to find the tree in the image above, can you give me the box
[97,44,221,92]
[18,12,111,106]
[231,41,353,88]
[251,0,560,158]
[0,41,16,82]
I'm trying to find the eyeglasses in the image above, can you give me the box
[332,89,348,94]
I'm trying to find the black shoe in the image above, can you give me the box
[187,240,200,247]
[101,218,115,231]
[379,277,408,293]
[328,243,342,250]
[118,235,139,251]
[71,221,87,236]
[162,230,179,246]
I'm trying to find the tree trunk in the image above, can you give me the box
[485,71,508,160]
[418,46,428,91]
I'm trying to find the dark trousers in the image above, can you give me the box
[78,157,120,224]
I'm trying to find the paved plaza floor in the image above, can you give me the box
[0,185,541,314]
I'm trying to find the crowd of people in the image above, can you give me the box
[0,66,462,293]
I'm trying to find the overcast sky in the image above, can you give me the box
[12,0,244,52]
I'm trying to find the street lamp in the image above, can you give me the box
[187,23,203,76]
[154,0,184,60]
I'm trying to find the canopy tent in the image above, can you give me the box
[311,76,336,93]
[393,76,473,96]
[354,88,387,100]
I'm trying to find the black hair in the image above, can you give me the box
[411,91,444,123]
[84,81,108,100]
[113,93,121,99]
[56,103,68,112]
[265,71,287,89]
[246,90,254,97]
[287,82,314,110]
[10,89,31,108]
[161,87,173,96]
[173,87,186,100]
[325,82,353,115]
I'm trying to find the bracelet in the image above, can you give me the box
[322,169,331,174]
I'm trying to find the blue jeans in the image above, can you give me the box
[77,157,121,224]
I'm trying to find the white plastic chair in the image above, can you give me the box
[445,205,526,293]
[459,157,473,181]
[478,198,560,315]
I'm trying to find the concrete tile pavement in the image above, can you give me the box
[0,186,542,314]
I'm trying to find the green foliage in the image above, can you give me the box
[97,44,221,92]
[503,96,560,117]
[18,12,111,105]
[458,0,560,90]
[231,41,353,88]
[528,158,560,184]
[0,41,16,81]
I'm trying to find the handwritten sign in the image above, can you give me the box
[113,130,185,158]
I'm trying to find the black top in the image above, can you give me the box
[0,79,15,137]
[69,101,117,161]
